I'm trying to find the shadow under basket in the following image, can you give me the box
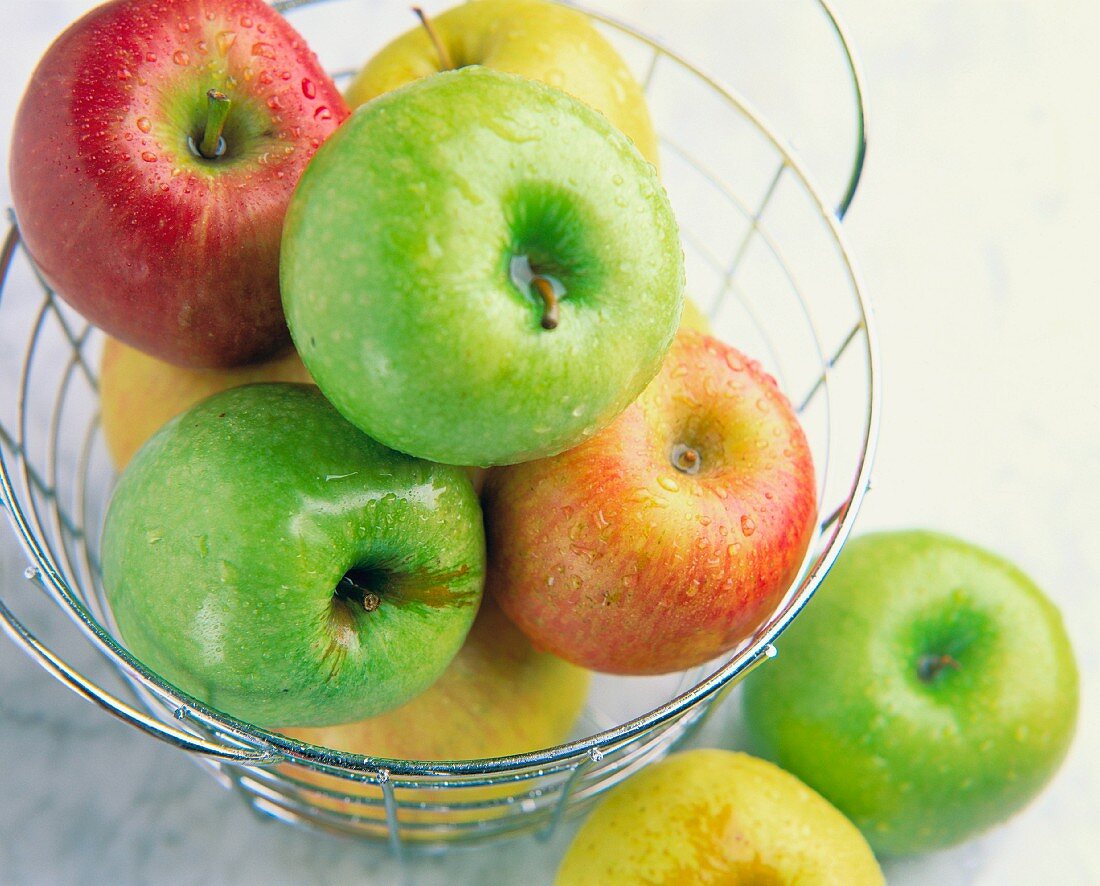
[0,0,878,854]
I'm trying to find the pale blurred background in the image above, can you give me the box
[1,1,1097,883]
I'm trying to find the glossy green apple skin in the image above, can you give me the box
[346,0,660,168]
[102,384,485,728]
[742,531,1079,856]
[281,67,683,468]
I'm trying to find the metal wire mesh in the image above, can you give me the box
[0,0,878,852]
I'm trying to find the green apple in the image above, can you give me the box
[101,384,485,727]
[281,67,684,467]
[742,530,1079,856]
[345,0,660,168]
[557,750,884,885]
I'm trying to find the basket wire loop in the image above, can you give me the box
[0,0,878,850]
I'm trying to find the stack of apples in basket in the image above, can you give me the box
[13,0,816,750]
[10,0,1079,880]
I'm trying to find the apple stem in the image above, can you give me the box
[918,653,960,682]
[412,6,455,71]
[198,89,231,160]
[671,443,702,475]
[532,276,560,330]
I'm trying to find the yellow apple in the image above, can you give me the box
[345,0,660,168]
[99,337,312,470]
[679,295,710,335]
[278,599,590,837]
[557,750,884,885]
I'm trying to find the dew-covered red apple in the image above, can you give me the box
[9,0,348,367]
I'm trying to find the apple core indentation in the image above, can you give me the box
[916,652,961,684]
[335,566,385,612]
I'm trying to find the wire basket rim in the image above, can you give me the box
[0,0,879,780]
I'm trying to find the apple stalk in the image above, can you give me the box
[197,89,230,160]
[532,276,560,330]
[412,6,455,71]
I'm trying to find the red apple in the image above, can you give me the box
[9,0,348,368]
[484,331,817,674]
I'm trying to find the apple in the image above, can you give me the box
[741,530,1080,856]
[10,0,348,368]
[281,66,684,467]
[679,295,710,335]
[281,598,589,760]
[557,749,884,885]
[277,599,590,837]
[100,336,312,470]
[101,383,485,727]
[345,0,660,168]
[483,330,817,675]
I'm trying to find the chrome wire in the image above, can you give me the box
[0,0,878,849]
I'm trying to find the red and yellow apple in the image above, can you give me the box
[10,0,348,368]
[484,331,816,674]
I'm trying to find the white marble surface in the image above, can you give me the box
[2,1,1098,883]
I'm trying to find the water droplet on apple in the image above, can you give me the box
[146,530,163,544]
[136,117,152,133]
[280,70,291,80]
[258,70,273,85]
[727,543,741,556]
[178,19,191,32]
[267,96,282,111]
[301,78,316,99]
[216,30,237,53]
[173,50,190,66]
[240,15,254,27]
[612,174,624,186]
[141,151,157,162]
[546,68,565,87]
[252,42,276,60]
[205,10,215,21]
[657,475,679,493]
[741,515,756,536]
[117,67,132,81]
[314,106,332,121]
[614,196,628,208]
[145,52,157,62]
[195,40,208,55]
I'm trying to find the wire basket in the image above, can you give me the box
[0,0,877,854]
